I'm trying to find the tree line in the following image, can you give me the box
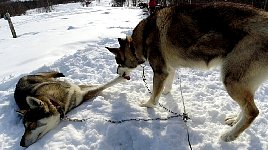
[0,0,82,18]
[113,0,267,10]
[1,0,267,18]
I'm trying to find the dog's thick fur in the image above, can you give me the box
[14,71,124,147]
[106,2,268,142]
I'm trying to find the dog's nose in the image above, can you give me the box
[20,137,26,147]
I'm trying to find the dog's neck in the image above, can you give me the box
[129,43,146,65]
[49,98,65,119]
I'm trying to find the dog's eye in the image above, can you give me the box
[25,122,37,130]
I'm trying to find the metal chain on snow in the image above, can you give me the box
[178,71,192,150]
[141,65,152,94]
[140,65,190,121]
[63,113,182,123]
[141,65,192,150]
[62,65,183,123]
[63,65,192,150]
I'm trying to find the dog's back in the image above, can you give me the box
[14,72,65,110]
[15,71,125,147]
[107,2,268,142]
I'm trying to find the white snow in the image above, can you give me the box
[0,1,268,150]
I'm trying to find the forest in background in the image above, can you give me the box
[0,0,82,17]
[0,0,267,18]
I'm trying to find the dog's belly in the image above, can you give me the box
[35,81,84,113]
[164,48,223,70]
[64,84,84,112]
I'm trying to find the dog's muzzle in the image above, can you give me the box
[117,65,131,80]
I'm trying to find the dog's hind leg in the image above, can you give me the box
[81,77,125,101]
[219,35,268,141]
[79,84,100,101]
[79,85,95,89]
[220,83,259,142]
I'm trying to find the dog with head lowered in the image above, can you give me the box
[14,71,124,147]
[106,2,268,142]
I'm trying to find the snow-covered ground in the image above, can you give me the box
[0,1,268,150]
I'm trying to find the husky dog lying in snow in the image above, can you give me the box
[14,71,125,147]
[106,2,268,142]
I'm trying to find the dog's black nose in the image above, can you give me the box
[20,138,26,147]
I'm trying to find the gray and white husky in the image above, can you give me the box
[14,71,125,147]
[106,2,268,142]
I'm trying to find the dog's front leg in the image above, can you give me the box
[141,72,168,108]
[163,68,175,94]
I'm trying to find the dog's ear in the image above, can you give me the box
[105,47,120,55]
[26,96,44,109]
[126,36,132,43]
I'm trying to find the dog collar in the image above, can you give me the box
[50,99,65,119]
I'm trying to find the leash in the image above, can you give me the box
[141,65,190,119]
[141,65,192,150]
[63,113,182,123]
[178,71,192,150]
[63,65,192,150]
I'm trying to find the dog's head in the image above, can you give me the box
[106,37,145,80]
[18,96,60,147]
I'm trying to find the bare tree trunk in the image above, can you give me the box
[46,0,52,12]
[132,0,137,6]
[4,13,17,38]
[163,0,167,6]
[265,0,268,10]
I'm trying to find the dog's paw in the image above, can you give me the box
[140,102,156,108]
[220,131,238,142]
[225,115,238,126]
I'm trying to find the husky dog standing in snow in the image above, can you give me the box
[14,71,125,147]
[106,2,268,142]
